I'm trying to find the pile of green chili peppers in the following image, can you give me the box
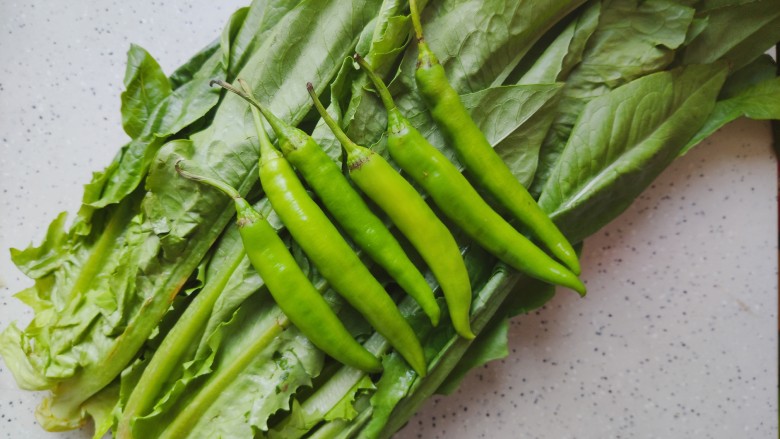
[177,4,585,376]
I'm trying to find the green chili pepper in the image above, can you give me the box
[232,81,428,376]
[211,79,440,327]
[408,0,582,276]
[307,82,475,340]
[355,54,586,296]
[174,161,382,373]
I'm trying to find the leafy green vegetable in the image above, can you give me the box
[169,40,221,89]
[371,263,519,439]
[514,1,601,86]
[116,215,261,436]
[223,0,304,79]
[538,63,728,243]
[2,0,779,437]
[488,85,564,187]
[682,56,780,154]
[155,306,319,439]
[681,0,780,70]
[220,7,250,74]
[121,45,173,138]
[531,0,697,197]
[268,339,383,438]
[89,49,225,210]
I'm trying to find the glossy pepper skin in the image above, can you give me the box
[174,162,382,373]
[240,82,428,376]
[213,80,440,327]
[355,55,586,296]
[408,0,581,276]
[308,83,475,340]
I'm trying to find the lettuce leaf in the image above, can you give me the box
[121,44,173,139]
[3,1,778,438]
[531,0,697,197]
[538,63,728,242]
[682,56,780,154]
[681,0,780,71]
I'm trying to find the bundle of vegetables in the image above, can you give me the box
[1,0,779,437]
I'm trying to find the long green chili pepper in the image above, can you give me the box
[233,81,428,376]
[307,82,475,340]
[408,0,582,276]
[174,161,382,373]
[211,79,440,327]
[355,54,586,296]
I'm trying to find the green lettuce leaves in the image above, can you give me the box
[538,63,728,242]
[2,0,778,437]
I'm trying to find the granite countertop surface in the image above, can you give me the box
[0,1,777,438]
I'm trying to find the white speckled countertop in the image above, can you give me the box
[0,1,777,438]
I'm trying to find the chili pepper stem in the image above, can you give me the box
[306,83,368,165]
[353,54,396,112]
[409,0,424,41]
[210,79,279,160]
[306,83,353,150]
[209,78,245,100]
[212,78,299,147]
[175,160,240,199]
[235,81,281,161]
[176,160,263,228]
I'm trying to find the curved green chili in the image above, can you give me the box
[236,81,427,376]
[408,0,582,276]
[307,82,475,340]
[174,161,382,373]
[212,79,440,327]
[355,54,586,296]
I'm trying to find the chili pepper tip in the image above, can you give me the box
[306,82,314,92]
